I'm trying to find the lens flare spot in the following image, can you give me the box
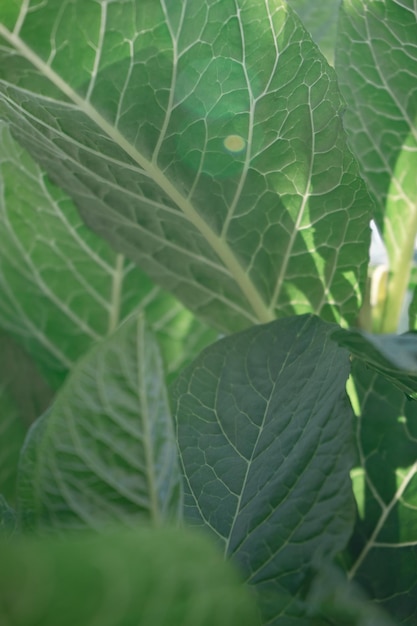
[223,134,246,153]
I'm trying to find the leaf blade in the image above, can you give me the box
[0,121,215,387]
[173,315,355,623]
[347,361,417,625]
[336,0,417,330]
[0,0,371,330]
[18,315,182,531]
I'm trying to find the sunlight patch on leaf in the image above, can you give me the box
[0,0,371,331]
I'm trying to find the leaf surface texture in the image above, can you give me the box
[173,314,355,623]
[18,315,181,530]
[0,0,371,330]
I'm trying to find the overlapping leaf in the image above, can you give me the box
[0,527,261,626]
[336,0,417,330]
[0,495,15,536]
[333,327,417,398]
[173,315,355,624]
[286,0,340,64]
[18,315,181,531]
[306,562,397,625]
[347,362,417,625]
[0,0,371,332]
[0,333,52,502]
[0,122,216,388]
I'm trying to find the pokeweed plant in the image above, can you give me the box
[0,0,416,624]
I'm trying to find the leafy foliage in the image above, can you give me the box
[0,1,416,625]
[174,315,355,623]
[18,314,182,531]
[0,527,261,626]
[333,327,417,398]
[347,362,417,624]
[0,0,371,332]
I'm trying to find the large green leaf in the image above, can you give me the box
[0,121,215,389]
[286,0,340,65]
[0,526,261,626]
[18,314,181,531]
[0,0,371,332]
[172,315,355,624]
[336,0,417,331]
[347,361,417,624]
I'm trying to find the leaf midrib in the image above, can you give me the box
[0,24,274,326]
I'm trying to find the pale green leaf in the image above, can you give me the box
[0,526,261,626]
[0,121,216,388]
[0,0,371,331]
[336,0,417,330]
[347,362,417,625]
[173,315,355,624]
[18,314,182,531]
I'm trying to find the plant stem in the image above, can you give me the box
[378,211,417,333]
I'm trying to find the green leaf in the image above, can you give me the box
[0,333,52,502]
[0,526,261,626]
[172,314,355,624]
[0,0,371,331]
[0,122,215,389]
[0,385,25,502]
[18,314,181,531]
[347,362,417,625]
[285,0,340,65]
[336,0,417,332]
[333,327,417,399]
[307,562,397,626]
[0,494,16,536]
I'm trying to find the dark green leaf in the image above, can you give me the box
[0,333,52,502]
[0,0,371,331]
[0,494,16,536]
[18,315,181,531]
[0,526,261,626]
[307,562,397,626]
[333,327,417,399]
[347,362,417,625]
[173,314,355,624]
